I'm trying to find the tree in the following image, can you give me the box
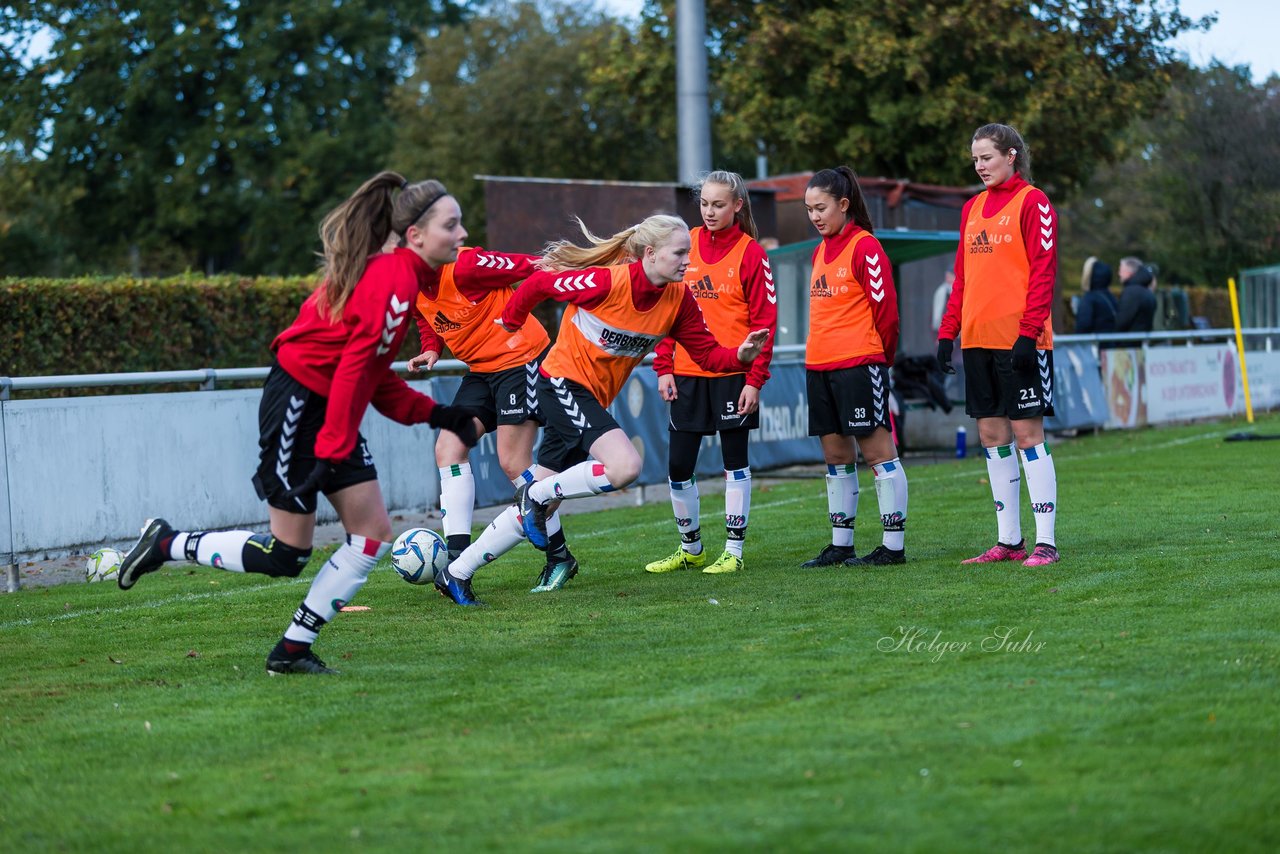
[1059,64,1280,287]
[0,1,468,276]
[389,0,670,244]
[603,0,1209,191]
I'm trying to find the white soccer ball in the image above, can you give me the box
[86,547,124,583]
[391,528,448,585]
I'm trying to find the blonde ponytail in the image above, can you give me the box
[542,215,689,271]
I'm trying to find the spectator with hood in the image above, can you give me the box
[1116,256,1157,334]
[1075,257,1118,335]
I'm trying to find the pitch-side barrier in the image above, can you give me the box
[3,332,1277,590]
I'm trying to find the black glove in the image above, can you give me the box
[284,459,336,499]
[1011,335,1038,372]
[429,404,479,449]
[936,338,956,375]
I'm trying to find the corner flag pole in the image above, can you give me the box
[1226,277,1255,424]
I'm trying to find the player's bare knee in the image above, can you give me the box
[245,533,312,577]
[607,459,641,489]
[499,460,526,482]
[435,439,469,468]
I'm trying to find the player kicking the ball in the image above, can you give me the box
[439,214,769,593]
[117,173,478,675]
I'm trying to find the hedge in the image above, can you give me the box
[7,275,1243,396]
[0,275,423,394]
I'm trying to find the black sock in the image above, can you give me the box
[271,638,311,659]
[447,534,470,564]
[547,528,570,563]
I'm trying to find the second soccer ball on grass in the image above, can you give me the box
[86,547,124,583]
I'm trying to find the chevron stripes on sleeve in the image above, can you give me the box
[741,241,778,388]
[453,247,541,302]
[314,254,430,460]
[500,266,613,331]
[853,237,900,364]
[1018,188,1058,340]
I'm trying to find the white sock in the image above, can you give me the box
[669,477,702,555]
[168,530,253,572]
[984,443,1023,546]
[438,462,475,539]
[1019,442,1057,548]
[283,534,388,644]
[871,458,908,551]
[724,467,751,558]
[450,506,526,581]
[825,464,859,548]
[530,461,613,503]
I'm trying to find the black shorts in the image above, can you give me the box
[252,362,378,514]
[807,365,891,438]
[451,352,547,434]
[962,347,1055,419]
[535,375,618,473]
[669,374,760,434]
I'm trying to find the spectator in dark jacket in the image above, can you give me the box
[1076,257,1118,334]
[1116,256,1157,334]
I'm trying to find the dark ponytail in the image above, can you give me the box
[807,166,874,234]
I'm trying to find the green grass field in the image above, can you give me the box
[3,415,1278,852]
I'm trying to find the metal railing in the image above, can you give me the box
[0,345,805,398]
[4,331,1277,591]
[4,332,1278,398]
[1055,328,1279,348]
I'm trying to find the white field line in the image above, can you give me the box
[0,426,1237,630]
[0,578,308,630]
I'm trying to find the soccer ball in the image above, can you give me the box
[391,528,448,585]
[86,548,124,583]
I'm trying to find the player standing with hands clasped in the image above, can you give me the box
[800,166,909,568]
[936,123,1061,567]
[117,172,480,674]
[645,171,777,576]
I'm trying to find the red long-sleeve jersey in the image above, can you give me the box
[652,223,777,387]
[808,221,899,368]
[273,247,438,461]
[938,174,1057,343]
[413,247,540,355]
[502,260,749,376]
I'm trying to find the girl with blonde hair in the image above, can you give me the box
[645,171,777,576]
[442,214,769,592]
